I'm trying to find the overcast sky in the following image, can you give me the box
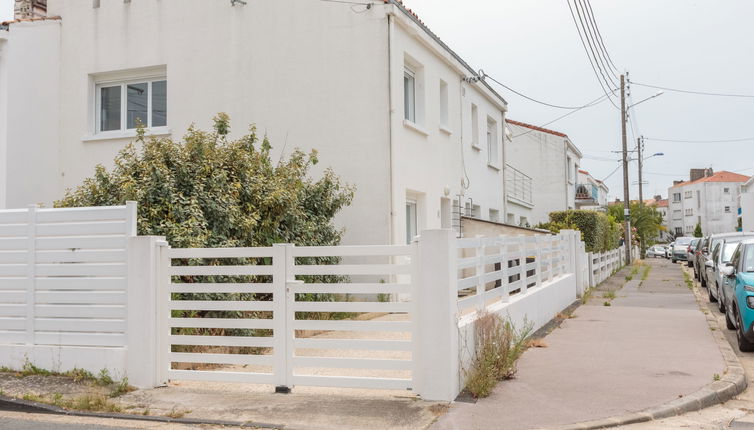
[2,1,754,201]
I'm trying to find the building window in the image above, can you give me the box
[487,117,498,167]
[675,227,683,235]
[685,208,693,216]
[96,78,167,133]
[489,209,499,223]
[684,191,692,199]
[439,80,449,128]
[673,193,681,202]
[403,68,416,123]
[697,191,701,208]
[471,104,479,148]
[725,206,731,213]
[405,200,417,244]
[724,187,730,194]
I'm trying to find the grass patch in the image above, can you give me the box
[580,288,593,304]
[603,291,616,300]
[109,377,135,398]
[713,373,721,381]
[625,275,633,281]
[603,301,612,307]
[167,406,190,419]
[21,361,52,377]
[463,313,532,398]
[66,393,122,413]
[641,265,651,281]
[682,270,694,290]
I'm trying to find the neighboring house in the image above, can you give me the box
[575,169,608,211]
[668,170,749,237]
[505,119,582,227]
[739,177,754,232]
[0,0,511,246]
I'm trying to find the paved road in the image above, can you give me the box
[434,258,724,430]
[0,410,214,430]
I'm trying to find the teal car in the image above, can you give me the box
[721,239,754,352]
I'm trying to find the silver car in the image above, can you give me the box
[672,237,695,263]
[707,232,754,310]
[647,245,665,258]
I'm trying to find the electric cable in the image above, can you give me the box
[583,0,619,73]
[631,82,754,98]
[480,71,607,110]
[574,0,619,87]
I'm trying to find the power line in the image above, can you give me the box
[601,164,622,181]
[566,0,620,110]
[574,0,618,87]
[480,72,605,110]
[631,82,754,98]
[570,0,619,93]
[509,90,617,138]
[583,0,619,73]
[645,136,754,143]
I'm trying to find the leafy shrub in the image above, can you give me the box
[540,210,620,253]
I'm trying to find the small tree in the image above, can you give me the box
[56,114,355,249]
[694,222,703,238]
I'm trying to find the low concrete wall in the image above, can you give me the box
[456,273,577,387]
[461,217,550,238]
[0,345,127,379]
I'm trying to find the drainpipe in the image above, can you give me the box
[387,13,395,245]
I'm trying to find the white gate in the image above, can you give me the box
[161,243,415,391]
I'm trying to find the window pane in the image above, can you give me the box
[152,80,167,127]
[404,71,415,122]
[100,86,121,131]
[127,82,148,129]
[405,202,417,244]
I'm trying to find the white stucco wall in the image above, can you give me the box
[505,122,581,226]
[1,1,509,246]
[3,19,61,209]
[0,31,7,209]
[668,181,742,236]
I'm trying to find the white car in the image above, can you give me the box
[647,245,665,258]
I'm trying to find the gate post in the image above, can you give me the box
[126,235,167,388]
[272,243,294,393]
[413,230,459,402]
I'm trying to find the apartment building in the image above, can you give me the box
[668,170,749,237]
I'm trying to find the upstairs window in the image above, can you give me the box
[403,68,416,123]
[97,78,167,133]
[487,117,499,167]
[439,80,449,129]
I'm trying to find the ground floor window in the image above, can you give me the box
[406,200,417,244]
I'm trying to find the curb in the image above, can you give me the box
[0,394,283,429]
[549,264,748,430]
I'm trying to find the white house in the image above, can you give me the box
[504,119,582,227]
[738,177,754,232]
[0,0,513,246]
[668,170,749,237]
[575,169,608,211]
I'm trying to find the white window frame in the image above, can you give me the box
[94,75,170,135]
[405,200,418,244]
[471,104,480,149]
[403,67,416,123]
[486,117,499,169]
[439,79,450,132]
[725,206,731,213]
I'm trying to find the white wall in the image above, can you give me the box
[0,31,7,209]
[506,122,581,226]
[2,0,509,247]
[668,181,741,236]
[3,20,61,208]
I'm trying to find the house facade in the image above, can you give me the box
[575,169,608,211]
[505,119,582,227]
[0,0,512,246]
[668,170,749,237]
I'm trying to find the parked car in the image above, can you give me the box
[666,243,674,259]
[719,239,754,351]
[647,245,665,258]
[707,233,754,307]
[671,237,695,263]
[702,233,754,291]
[686,238,699,267]
[693,236,711,282]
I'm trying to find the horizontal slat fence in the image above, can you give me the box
[456,233,569,313]
[0,203,135,349]
[162,243,416,391]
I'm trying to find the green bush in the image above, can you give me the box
[541,210,620,253]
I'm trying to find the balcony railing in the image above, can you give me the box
[506,164,533,206]
[575,183,598,202]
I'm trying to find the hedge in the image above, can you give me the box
[546,210,620,253]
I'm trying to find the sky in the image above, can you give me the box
[401,0,754,201]
[2,1,754,201]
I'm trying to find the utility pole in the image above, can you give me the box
[621,74,632,264]
[637,136,644,205]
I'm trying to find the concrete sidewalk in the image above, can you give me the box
[434,258,725,430]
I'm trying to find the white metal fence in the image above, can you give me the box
[162,243,415,391]
[0,203,136,376]
[0,204,630,402]
[587,247,624,287]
